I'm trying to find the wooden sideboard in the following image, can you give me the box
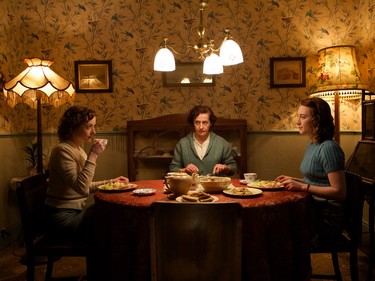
[127,114,247,181]
[362,90,375,140]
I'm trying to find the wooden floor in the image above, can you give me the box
[0,234,373,281]
[310,231,373,280]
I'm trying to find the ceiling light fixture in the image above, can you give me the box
[153,0,243,75]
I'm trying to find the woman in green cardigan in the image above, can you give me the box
[169,105,237,176]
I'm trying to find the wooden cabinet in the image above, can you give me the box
[127,114,247,181]
[362,90,375,140]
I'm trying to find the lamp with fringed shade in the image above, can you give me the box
[310,45,367,143]
[3,58,75,173]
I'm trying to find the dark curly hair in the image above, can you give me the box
[187,105,217,127]
[300,97,335,143]
[58,106,96,141]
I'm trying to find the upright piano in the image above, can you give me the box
[346,140,375,281]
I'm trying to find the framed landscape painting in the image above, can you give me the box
[74,60,113,93]
[270,57,306,88]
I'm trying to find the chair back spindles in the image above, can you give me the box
[150,201,242,281]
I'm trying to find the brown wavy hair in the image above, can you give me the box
[187,105,217,127]
[300,97,335,143]
[58,106,96,141]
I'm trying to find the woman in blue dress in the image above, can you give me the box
[276,97,346,243]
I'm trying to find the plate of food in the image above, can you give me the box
[223,187,262,197]
[98,182,137,192]
[133,188,156,196]
[247,180,284,190]
[176,191,218,202]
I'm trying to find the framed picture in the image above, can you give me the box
[162,62,215,87]
[74,60,113,93]
[270,57,306,88]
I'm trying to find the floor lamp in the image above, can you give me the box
[310,45,367,144]
[3,58,75,173]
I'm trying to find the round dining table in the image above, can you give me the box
[93,179,311,281]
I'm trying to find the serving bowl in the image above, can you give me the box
[198,176,231,193]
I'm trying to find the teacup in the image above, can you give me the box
[95,139,108,147]
[244,172,257,183]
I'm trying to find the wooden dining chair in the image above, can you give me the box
[310,171,364,281]
[149,201,242,281]
[16,173,92,281]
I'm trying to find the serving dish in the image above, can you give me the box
[198,176,231,193]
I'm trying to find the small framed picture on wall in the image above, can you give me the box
[74,60,113,93]
[270,57,306,88]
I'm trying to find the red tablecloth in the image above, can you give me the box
[94,179,311,281]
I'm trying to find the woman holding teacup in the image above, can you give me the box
[44,106,128,243]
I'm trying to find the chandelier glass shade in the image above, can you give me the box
[153,1,243,75]
[203,53,224,75]
[153,46,176,72]
[219,39,244,66]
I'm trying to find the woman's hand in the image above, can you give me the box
[275,175,292,182]
[276,175,306,192]
[90,139,106,155]
[181,164,200,174]
[111,176,129,183]
[87,140,106,162]
[213,164,229,175]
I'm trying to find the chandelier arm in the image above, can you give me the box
[168,45,191,56]
[210,45,220,53]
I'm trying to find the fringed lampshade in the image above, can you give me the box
[3,58,75,108]
[310,45,367,143]
[3,58,75,173]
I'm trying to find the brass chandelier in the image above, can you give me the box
[153,0,243,75]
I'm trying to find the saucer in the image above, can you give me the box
[133,188,156,196]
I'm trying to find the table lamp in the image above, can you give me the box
[3,58,75,173]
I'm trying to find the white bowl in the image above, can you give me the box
[199,176,231,193]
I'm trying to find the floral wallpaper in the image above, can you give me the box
[0,0,373,134]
